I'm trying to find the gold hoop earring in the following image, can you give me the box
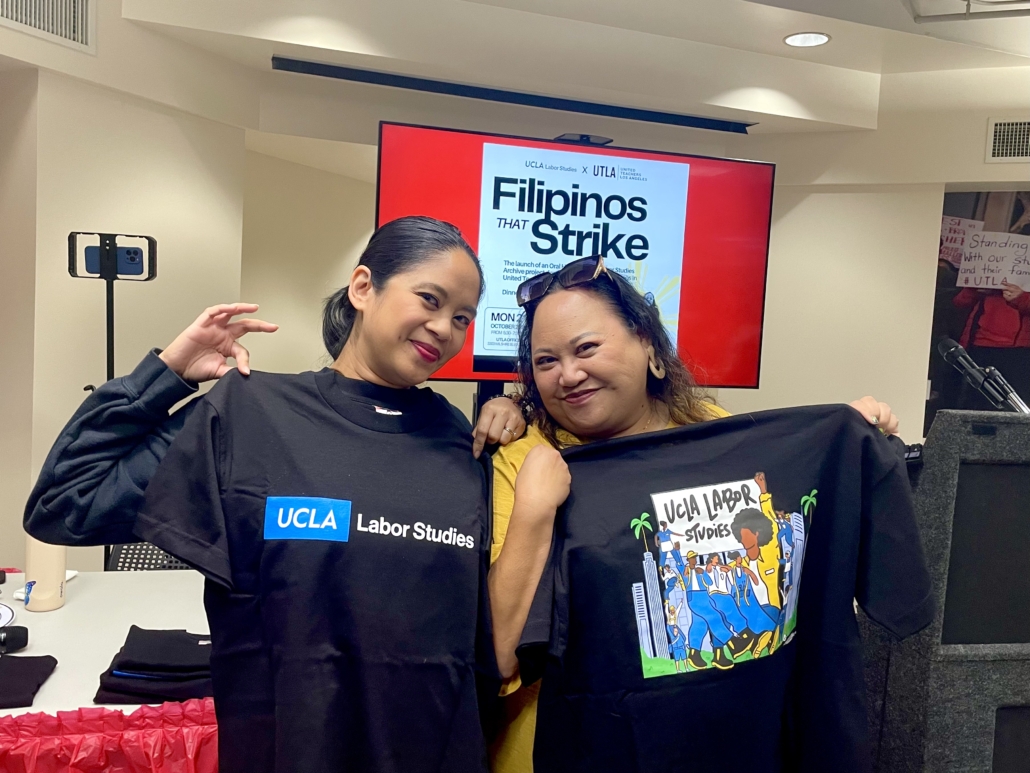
[647,346,666,379]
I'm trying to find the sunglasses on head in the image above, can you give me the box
[515,255,617,308]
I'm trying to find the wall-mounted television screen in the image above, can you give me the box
[377,122,774,386]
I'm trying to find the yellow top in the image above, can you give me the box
[488,403,731,773]
[754,492,783,609]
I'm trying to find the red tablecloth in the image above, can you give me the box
[0,698,217,773]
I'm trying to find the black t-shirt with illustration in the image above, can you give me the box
[518,405,933,773]
[136,369,494,773]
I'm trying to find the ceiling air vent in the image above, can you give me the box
[0,0,93,51]
[986,118,1030,164]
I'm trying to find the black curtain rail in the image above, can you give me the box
[271,56,752,135]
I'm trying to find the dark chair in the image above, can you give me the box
[106,543,191,571]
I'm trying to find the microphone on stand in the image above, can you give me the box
[938,337,1030,415]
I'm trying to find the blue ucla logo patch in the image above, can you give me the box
[264,497,351,542]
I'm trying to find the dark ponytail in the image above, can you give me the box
[322,287,357,360]
[322,216,483,359]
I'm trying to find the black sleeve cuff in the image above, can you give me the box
[515,642,547,687]
[121,350,198,417]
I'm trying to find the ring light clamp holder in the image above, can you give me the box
[68,232,157,382]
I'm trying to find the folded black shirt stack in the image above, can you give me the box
[95,625,213,705]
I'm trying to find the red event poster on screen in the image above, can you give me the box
[377,122,774,387]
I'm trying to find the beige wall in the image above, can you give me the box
[716,74,1030,433]
[239,151,374,374]
[0,0,259,128]
[0,70,38,570]
[27,72,246,570]
[718,185,944,432]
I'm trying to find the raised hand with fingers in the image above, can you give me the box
[472,396,527,458]
[158,303,279,383]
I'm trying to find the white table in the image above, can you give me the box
[0,570,208,717]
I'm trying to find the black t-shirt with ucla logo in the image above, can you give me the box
[518,405,934,773]
[136,369,494,773]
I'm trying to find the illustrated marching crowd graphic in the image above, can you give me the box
[630,472,815,677]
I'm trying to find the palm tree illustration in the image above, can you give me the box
[800,489,818,517]
[630,512,654,555]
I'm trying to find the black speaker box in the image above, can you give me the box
[869,410,1030,773]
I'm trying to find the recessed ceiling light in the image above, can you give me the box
[784,32,830,48]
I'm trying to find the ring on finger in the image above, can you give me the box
[502,426,516,437]
[869,415,879,425]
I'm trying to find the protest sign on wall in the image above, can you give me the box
[940,216,983,269]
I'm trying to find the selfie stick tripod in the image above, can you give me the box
[68,232,157,567]
[67,232,158,382]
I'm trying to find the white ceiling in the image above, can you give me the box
[125,0,1030,83]
[119,0,1030,180]
[122,0,1030,136]
[124,0,885,133]
[745,0,1030,59]
[470,0,1029,72]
